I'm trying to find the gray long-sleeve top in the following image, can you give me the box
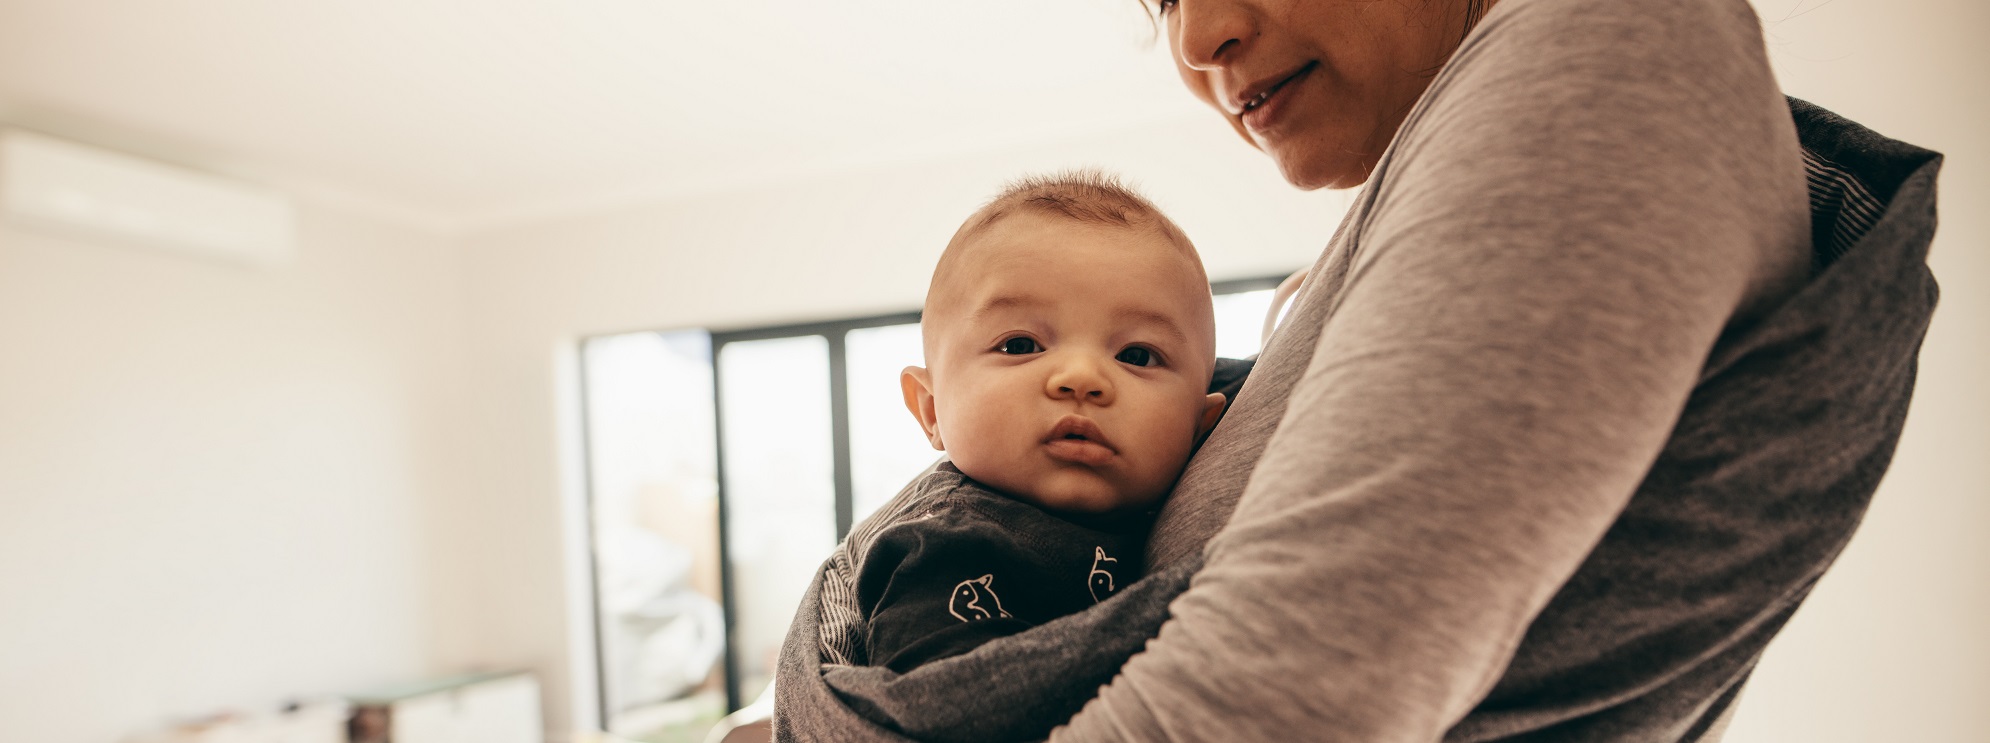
[1055,0,1929,739]
[773,0,1941,739]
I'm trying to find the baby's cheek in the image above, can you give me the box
[938,407,992,456]
[940,417,1026,491]
[1153,407,1208,473]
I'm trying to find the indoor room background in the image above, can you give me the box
[0,1,1983,742]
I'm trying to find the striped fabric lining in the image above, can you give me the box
[1802,148,1887,272]
[816,464,955,667]
[817,551,864,666]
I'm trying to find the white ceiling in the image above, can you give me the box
[0,0,1201,230]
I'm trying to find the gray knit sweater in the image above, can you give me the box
[774,0,1942,739]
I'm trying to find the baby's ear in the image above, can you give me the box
[1196,392,1227,441]
[901,366,944,451]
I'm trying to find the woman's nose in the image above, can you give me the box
[1046,355,1115,405]
[1173,0,1253,71]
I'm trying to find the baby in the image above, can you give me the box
[848,171,1227,672]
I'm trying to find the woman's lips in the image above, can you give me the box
[1241,62,1317,137]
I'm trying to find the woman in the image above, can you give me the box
[775,0,1941,740]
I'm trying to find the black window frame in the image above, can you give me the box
[708,310,921,711]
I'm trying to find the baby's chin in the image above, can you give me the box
[1006,472,1160,516]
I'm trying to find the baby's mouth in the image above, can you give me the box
[1044,415,1116,466]
[1045,415,1113,449]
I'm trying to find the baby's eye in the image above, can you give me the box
[1116,346,1159,367]
[998,337,1041,355]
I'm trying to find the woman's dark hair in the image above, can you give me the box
[1464,0,1492,42]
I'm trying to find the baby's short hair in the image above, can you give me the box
[929,170,1202,310]
[948,169,1194,257]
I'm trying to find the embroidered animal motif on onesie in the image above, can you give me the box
[1089,546,1119,603]
[948,574,1011,622]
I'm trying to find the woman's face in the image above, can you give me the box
[1157,0,1481,190]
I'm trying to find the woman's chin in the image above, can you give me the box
[1272,148,1376,191]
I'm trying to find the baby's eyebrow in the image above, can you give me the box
[1114,308,1190,347]
[966,294,1044,322]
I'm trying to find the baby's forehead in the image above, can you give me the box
[942,217,1204,305]
[927,222,1212,347]
[950,210,1198,278]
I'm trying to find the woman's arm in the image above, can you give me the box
[1055,0,1809,740]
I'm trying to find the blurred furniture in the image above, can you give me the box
[701,681,774,743]
[124,700,348,743]
[347,671,541,743]
[1263,267,1308,345]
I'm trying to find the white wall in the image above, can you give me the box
[448,1,1989,740]
[0,199,468,743]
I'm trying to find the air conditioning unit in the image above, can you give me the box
[0,129,296,265]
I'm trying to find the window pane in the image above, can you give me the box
[582,331,728,739]
[716,335,836,704]
[845,323,940,525]
[1212,288,1278,360]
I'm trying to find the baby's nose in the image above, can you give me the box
[1046,357,1115,403]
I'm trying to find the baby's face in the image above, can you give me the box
[905,212,1224,514]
